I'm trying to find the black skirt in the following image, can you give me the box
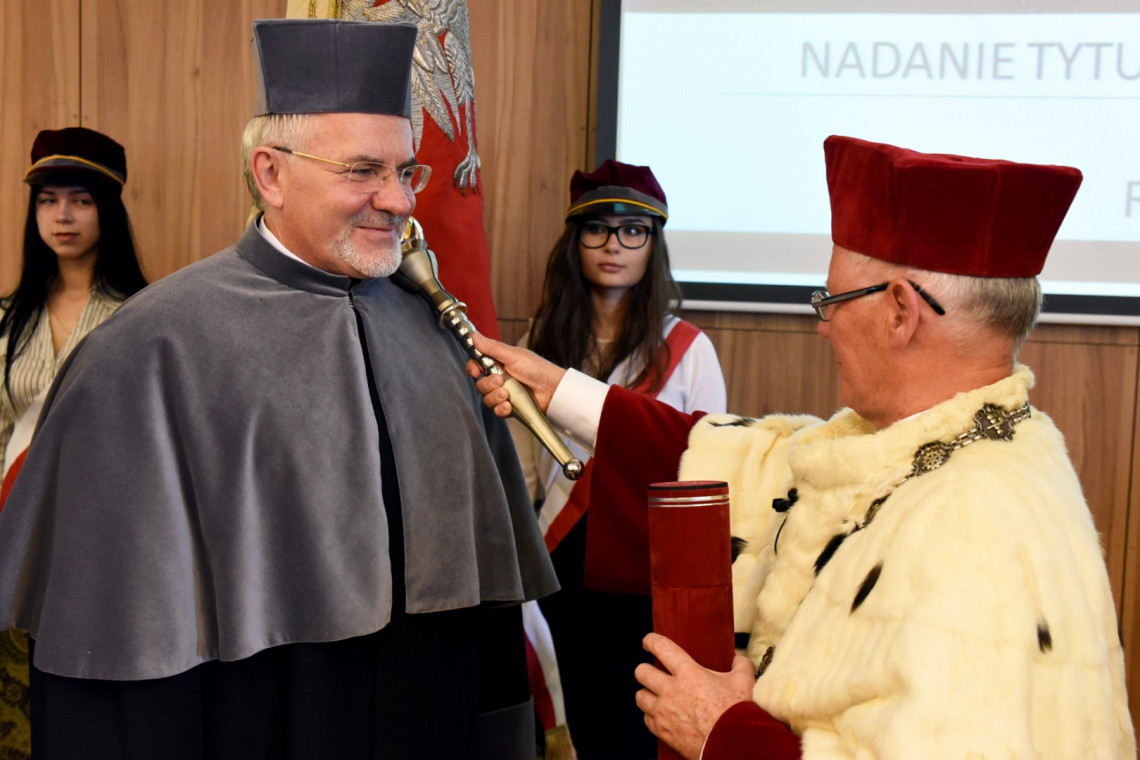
[540,516,657,760]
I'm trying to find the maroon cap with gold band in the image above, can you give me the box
[24,127,127,189]
[824,135,1082,278]
[566,159,668,223]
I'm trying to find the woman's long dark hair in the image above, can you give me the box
[528,216,682,393]
[1,178,147,398]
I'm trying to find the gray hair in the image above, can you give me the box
[241,114,314,210]
[846,250,1041,356]
[913,269,1041,354]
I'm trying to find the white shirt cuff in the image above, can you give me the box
[546,368,610,453]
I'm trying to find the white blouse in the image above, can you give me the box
[510,316,727,533]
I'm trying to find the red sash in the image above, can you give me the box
[0,449,27,513]
[542,320,702,554]
[524,633,557,730]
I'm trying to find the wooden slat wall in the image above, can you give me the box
[469,1,596,328]
[1126,425,1140,729]
[2,0,1138,730]
[80,0,288,281]
[0,1,82,292]
[0,0,286,294]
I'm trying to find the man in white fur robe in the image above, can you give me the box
[469,135,1135,759]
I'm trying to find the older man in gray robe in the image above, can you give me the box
[0,19,557,760]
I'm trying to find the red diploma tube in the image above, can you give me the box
[648,480,735,760]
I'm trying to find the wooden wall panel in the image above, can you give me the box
[688,311,839,419]
[0,1,82,294]
[498,317,528,348]
[468,0,595,326]
[79,0,287,284]
[1125,408,1140,734]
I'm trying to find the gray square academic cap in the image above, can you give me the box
[251,19,416,118]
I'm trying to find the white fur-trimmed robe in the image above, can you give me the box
[679,366,1134,759]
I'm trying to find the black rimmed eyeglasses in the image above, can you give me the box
[578,222,653,249]
[810,281,946,322]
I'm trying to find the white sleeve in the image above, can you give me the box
[545,368,611,454]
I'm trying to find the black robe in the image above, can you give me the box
[0,224,558,758]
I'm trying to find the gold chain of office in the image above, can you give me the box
[855,402,1032,533]
[754,401,1032,678]
[907,403,1031,481]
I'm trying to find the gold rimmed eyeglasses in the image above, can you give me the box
[272,146,431,194]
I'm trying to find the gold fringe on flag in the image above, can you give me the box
[284,0,342,20]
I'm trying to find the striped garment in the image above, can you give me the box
[0,288,123,474]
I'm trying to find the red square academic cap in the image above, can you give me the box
[824,135,1082,277]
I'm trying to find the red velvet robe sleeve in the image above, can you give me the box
[701,701,802,760]
[583,384,706,594]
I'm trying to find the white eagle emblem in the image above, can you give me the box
[340,0,482,195]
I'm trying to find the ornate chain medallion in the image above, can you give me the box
[756,402,1031,678]
[907,403,1031,480]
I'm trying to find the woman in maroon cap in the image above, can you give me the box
[0,126,146,760]
[515,160,726,759]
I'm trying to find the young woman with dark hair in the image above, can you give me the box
[0,126,146,760]
[516,160,726,760]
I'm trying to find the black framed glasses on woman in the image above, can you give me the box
[578,222,653,249]
[810,281,946,321]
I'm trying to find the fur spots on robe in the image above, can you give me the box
[680,366,1134,759]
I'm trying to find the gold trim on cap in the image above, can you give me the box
[565,197,668,220]
[24,154,125,185]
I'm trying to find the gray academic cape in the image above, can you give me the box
[0,223,558,681]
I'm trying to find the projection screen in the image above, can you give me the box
[599,0,1140,323]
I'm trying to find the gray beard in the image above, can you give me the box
[330,213,404,278]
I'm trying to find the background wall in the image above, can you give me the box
[2,0,1138,730]
[0,0,283,291]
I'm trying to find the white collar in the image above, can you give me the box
[256,216,319,271]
